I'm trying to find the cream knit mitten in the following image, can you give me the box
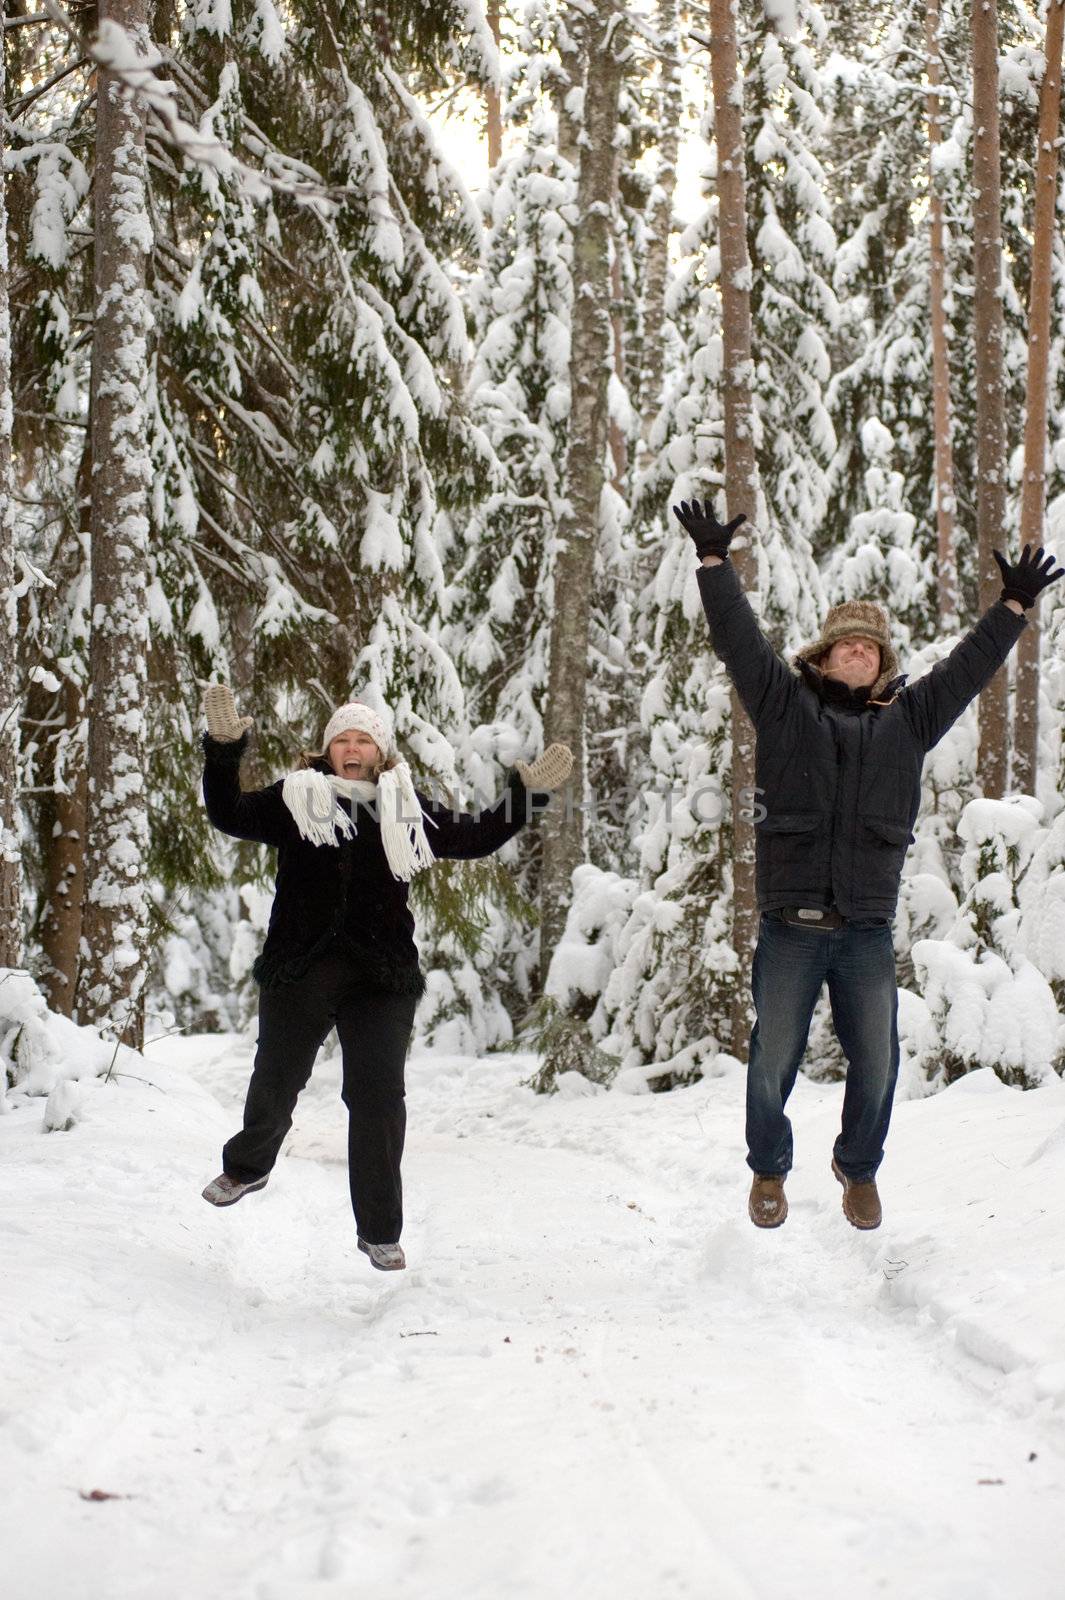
[514,743,573,792]
[204,684,253,742]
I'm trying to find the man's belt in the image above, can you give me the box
[778,906,845,930]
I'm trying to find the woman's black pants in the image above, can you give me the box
[221,952,418,1244]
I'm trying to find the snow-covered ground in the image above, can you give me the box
[3,1020,1065,1600]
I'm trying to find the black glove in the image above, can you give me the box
[672,499,747,561]
[992,545,1065,610]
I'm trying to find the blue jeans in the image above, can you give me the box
[746,912,899,1182]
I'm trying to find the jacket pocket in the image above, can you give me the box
[756,812,823,834]
[861,817,915,847]
[755,813,826,892]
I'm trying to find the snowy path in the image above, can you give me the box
[3,1039,1064,1600]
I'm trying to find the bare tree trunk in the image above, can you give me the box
[926,0,959,630]
[38,439,93,1010]
[1013,0,1065,794]
[709,0,760,1055]
[640,0,682,445]
[972,0,1009,797]
[539,2,626,975]
[0,0,22,970]
[37,678,88,1014]
[486,1,503,169]
[77,0,154,1043]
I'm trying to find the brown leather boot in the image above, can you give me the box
[748,1173,788,1228]
[832,1159,882,1229]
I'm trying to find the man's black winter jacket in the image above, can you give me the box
[697,562,1027,920]
[203,734,545,995]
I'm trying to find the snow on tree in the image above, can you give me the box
[826,10,943,553]
[742,0,838,579]
[434,4,644,1055]
[427,108,574,1046]
[8,2,504,1028]
[631,0,684,451]
[448,110,572,773]
[7,0,1065,1088]
[824,3,953,640]
[821,415,929,649]
[1017,780,1065,1012]
[553,1,832,1086]
[912,797,1063,1087]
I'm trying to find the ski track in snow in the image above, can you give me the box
[2,1037,1064,1600]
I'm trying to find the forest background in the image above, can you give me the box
[4,0,1065,1102]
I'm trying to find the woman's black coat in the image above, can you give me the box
[203,734,546,995]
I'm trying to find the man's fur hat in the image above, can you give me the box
[794,600,901,700]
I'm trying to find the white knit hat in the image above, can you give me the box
[321,702,394,758]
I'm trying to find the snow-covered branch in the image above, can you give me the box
[57,10,338,212]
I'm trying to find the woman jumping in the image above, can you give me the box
[199,685,571,1269]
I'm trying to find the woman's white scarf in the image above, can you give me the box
[280,765,436,881]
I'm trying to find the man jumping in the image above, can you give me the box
[675,498,1062,1230]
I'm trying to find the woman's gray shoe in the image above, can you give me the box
[202,1172,269,1207]
[358,1238,406,1271]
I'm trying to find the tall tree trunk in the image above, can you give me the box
[38,439,93,1012]
[37,678,89,1014]
[539,2,625,975]
[1013,0,1065,794]
[0,0,22,969]
[708,0,760,1055]
[77,0,154,1043]
[972,0,1009,797]
[555,10,584,174]
[640,0,683,446]
[486,1,503,169]
[926,0,959,631]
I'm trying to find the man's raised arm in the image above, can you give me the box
[674,498,794,726]
[902,545,1062,751]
